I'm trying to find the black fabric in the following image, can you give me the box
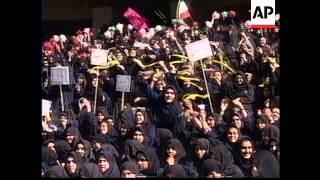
[80,162,103,178]
[162,164,187,177]
[45,165,69,178]
[136,146,160,176]
[98,150,120,177]
[124,139,145,161]
[253,150,279,177]
[202,159,222,176]
[42,146,58,167]
[120,160,140,175]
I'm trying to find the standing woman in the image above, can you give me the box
[74,73,87,103]
[254,114,280,149]
[134,109,156,147]
[233,136,255,177]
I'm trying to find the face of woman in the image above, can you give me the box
[227,127,240,143]
[240,140,253,159]
[116,53,124,61]
[60,115,68,127]
[259,37,267,46]
[166,147,177,158]
[195,146,207,159]
[96,113,105,122]
[135,112,145,124]
[164,89,176,103]
[213,72,222,82]
[65,157,77,173]
[133,130,144,143]
[206,115,216,128]
[76,77,84,85]
[75,143,86,157]
[182,99,193,110]
[99,122,109,135]
[235,75,244,85]
[98,156,110,172]
[91,78,98,87]
[129,49,137,57]
[257,121,266,130]
[231,116,242,129]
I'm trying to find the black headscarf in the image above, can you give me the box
[65,127,81,149]
[65,151,85,178]
[121,160,140,175]
[42,146,58,167]
[98,150,120,177]
[54,140,72,163]
[76,139,95,162]
[253,150,279,177]
[124,139,145,161]
[202,159,222,176]
[80,162,103,178]
[135,146,160,176]
[162,164,187,177]
[234,136,255,177]
[210,143,237,177]
[192,138,215,176]
[45,165,69,178]
[165,138,186,164]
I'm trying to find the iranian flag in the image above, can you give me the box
[176,0,193,27]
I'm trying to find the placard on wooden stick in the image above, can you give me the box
[50,66,70,85]
[116,75,131,92]
[185,38,213,63]
[91,48,109,66]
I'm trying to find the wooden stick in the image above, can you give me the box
[200,59,214,114]
[121,92,125,111]
[94,80,98,113]
[59,85,64,112]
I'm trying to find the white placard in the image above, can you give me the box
[91,48,109,66]
[116,75,131,92]
[185,38,213,63]
[42,99,52,117]
[133,41,149,50]
[50,66,70,85]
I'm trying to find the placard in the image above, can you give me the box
[185,38,213,63]
[50,66,70,85]
[116,75,131,92]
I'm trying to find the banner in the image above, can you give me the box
[123,7,149,30]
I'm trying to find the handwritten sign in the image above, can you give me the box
[42,99,52,117]
[50,66,70,85]
[116,75,131,92]
[185,38,213,63]
[91,48,109,66]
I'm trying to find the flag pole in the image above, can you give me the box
[200,59,214,114]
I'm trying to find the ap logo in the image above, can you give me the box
[251,0,275,28]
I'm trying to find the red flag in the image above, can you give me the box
[123,7,149,30]
[176,0,193,27]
